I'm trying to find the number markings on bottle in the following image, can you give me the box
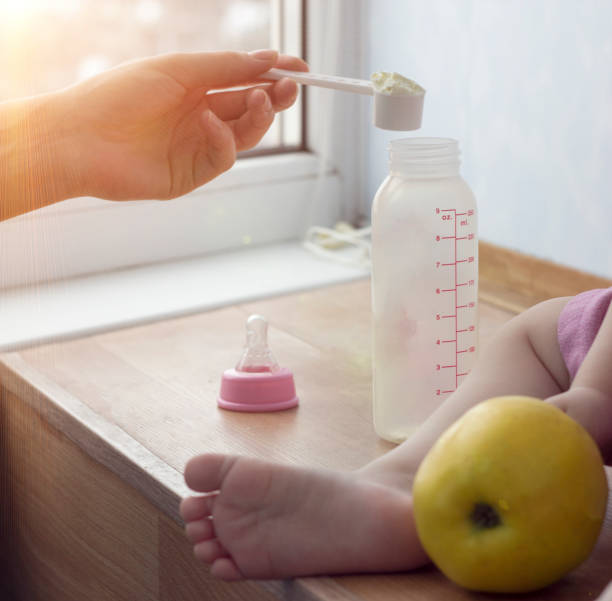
[434,208,477,396]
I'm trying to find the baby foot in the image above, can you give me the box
[179,454,428,580]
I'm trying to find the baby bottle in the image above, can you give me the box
[371,138,478,442]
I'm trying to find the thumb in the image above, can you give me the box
[155,49,279,91]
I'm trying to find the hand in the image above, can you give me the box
[59,49,307,200]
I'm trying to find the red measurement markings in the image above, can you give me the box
[454,209,458,389]
[435,207,477,395]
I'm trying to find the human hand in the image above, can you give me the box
[58,49,306,201]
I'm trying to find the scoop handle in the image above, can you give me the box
[263,68,374,96]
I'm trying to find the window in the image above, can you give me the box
[0,0,303,151]
[0,1,366,289]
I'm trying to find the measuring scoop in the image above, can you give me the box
[263,68,425,131]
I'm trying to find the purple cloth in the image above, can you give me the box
[558,287,612,381]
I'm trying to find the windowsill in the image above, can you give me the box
[0,152,343,290]
[0,241,369,352]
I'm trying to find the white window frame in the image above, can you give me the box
[0,0,367,290]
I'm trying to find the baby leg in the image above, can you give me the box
[548,296,612,461]
[361,297,571,481]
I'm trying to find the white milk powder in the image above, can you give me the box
[371,71,424,96]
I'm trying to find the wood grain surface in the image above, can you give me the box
[479,241,612,313]
[1,277,610,601]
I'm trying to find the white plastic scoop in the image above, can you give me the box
[263,68,425,131]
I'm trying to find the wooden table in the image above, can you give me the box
[1,277,610,601]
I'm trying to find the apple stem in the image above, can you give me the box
[470,502,502,529]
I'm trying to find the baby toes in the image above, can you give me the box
[184,454,238,493]
[210,557,243,581]
[185,518,215,544]
[194,538,230,564]
[179,494,215,522]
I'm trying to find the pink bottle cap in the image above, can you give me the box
[217,315,299,412]
[218,367,298,412]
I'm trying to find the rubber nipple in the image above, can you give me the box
[217,314,298,412]
[236,315,279,372]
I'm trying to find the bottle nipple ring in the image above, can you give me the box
[217,314,299,412]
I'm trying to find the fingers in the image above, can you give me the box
[195,110,236,185]
[272,53,309,74]
[205,88,280,154]
[227,83,301,152]
[172,87,278,193]
[207,84,273,121]
[268,77,300,111]
[207,78,298,121]
[154,49,308,92]
[163,49,305,189]
[155,49,281,91]
[227,88,275,152]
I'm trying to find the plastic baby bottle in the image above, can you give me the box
[371,138,478,443]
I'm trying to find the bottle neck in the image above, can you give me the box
[389,137,460,178]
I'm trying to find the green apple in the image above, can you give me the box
[412,396,608,593]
